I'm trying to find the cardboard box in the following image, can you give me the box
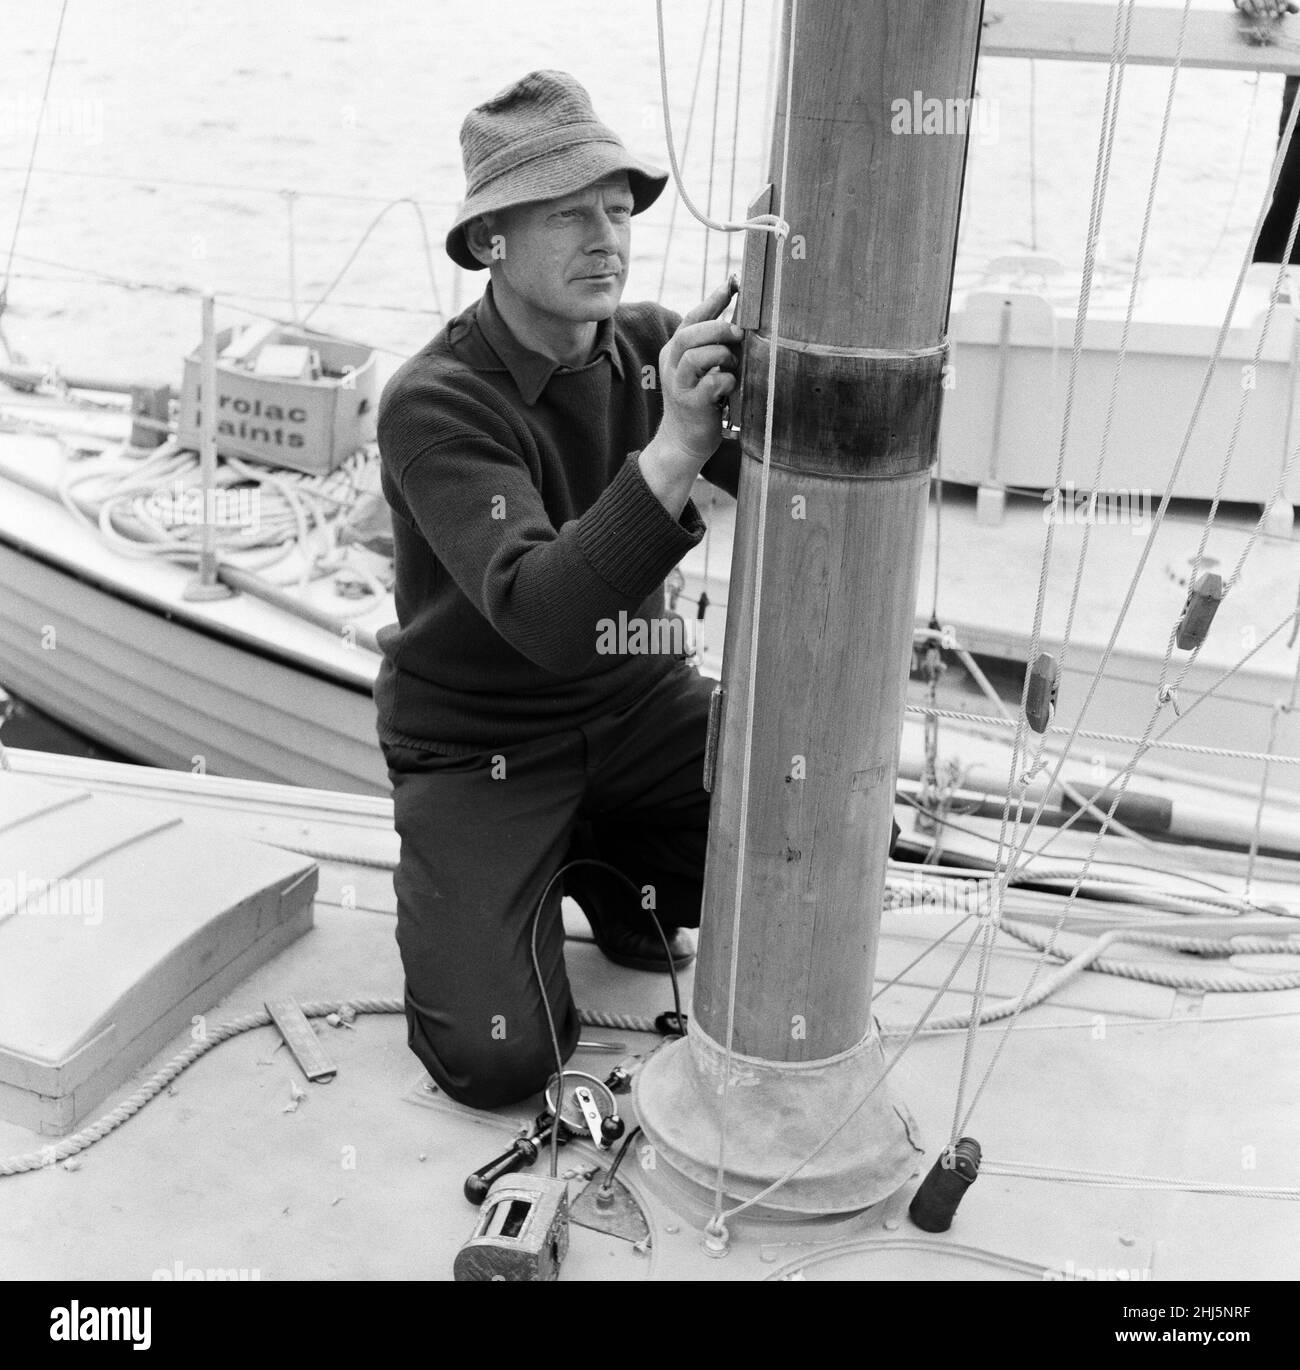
[177,324,376,475]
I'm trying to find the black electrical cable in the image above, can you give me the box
[527,858,684,1179]
[598,1124,643,1198]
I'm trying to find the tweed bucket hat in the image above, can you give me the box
[445,70,668,271]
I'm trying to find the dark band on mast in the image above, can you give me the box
[738,333,948,479]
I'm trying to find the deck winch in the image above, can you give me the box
[463,1070,625,1204]
[456,1070,626,1280]
[453,1174,571,1282]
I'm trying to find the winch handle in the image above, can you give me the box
[463,1136,539,1206]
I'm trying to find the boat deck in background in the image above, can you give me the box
[683,479,1300,788]
[0,406,390,793]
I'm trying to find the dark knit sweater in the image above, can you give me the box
[374,284,740,753]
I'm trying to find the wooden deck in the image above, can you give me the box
[1,746,1296,1281]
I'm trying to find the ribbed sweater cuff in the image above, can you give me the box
[576,451,704,596]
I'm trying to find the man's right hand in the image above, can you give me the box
[657,279,742,463]
[640,280,742,519]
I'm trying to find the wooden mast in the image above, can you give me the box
[636,0,986,1218]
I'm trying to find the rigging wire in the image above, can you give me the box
[1197,71,1263,277]
[653,0,793,1238]
[702,0,727,299]
[0,161,457,208]
[1244,650,1300,894]
[909,696,1300,768]
[704,8,793,1243]
[1028,59,1039,252]
[1023,600,1300,864]
[300,197,443,326]
[0,0,72,360]
[724,0,748,282]
[980,1159,1300,1201]
[992,0,1140,871]
[953,0,1144,1151]
[655,0,717,303]
[980,36,1300,913]
[8,0,1300,1228]
[1013,84,1300,803]
[3,250,415,360]
[945,0,1300,1150]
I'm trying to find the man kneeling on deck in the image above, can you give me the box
[375,71,892,1110]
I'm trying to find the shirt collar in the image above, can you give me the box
[469,280,624,406]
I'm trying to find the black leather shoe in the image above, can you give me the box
[584,911,696,974]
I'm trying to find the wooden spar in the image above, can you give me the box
[635,0,985,1218]
[982,1,1300,74]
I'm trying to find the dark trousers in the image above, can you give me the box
[1256,74,1300,265]
[382,663,714,1109]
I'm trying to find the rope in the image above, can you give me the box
[1025,601,1300,863]
[1246,662,1300,893]
[702,0,727,299]
[5,917,1294,1180]
[998,918,1300,993]
[300,197,443,326]
[907,702,1300,766]
[649,0,795,1234]
[724,0,748,283]
[955,0,1142,1149]
[981,1159,1300,1201]
[1051,0,1190,738]
[873,911,978,1001]
[5,265,441,324]
[965,11,1300,1092]
[1197,71,1262,277]
[6,250,414,360]
[705,2,795,1237]
[655,0,716,303]
[0,999,653,1178]
[1185,203,1300,602]
[1028,59,1039,251]
[0,0,71,329]
[655,0,789,241]
[950,643,1158,852]
[997,61,1300,889]
[0,161,457,208]
[715,920,992,1222]
[53,441,387,616]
